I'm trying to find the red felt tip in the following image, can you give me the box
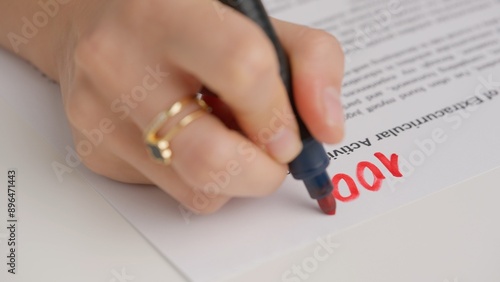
[317,194,337,215]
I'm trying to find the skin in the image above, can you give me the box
[0,0,345,214]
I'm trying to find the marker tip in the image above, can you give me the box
[317,194,337,215]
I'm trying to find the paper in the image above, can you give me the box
[1,0,500,281]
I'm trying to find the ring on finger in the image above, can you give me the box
[144,96,209,165]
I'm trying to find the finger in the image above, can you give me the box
[115,70,289,198]
[272,19,345,144]
[158,0,302,163]
[106,120,231,214]
[127,91,287,198]
[169,112,288,197]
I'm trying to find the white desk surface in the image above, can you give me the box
[1,92,500,282]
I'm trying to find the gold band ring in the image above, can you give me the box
[144,97,209,165]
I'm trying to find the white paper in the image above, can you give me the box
[1,0,500,281]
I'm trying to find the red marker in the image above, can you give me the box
[318,194,337,215]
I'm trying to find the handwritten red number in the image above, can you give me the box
[330,152,403,204]
[357,161,385,191]
[374,152,402,177]
[332,173,359,202]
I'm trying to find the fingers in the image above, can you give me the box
[169,113,287,198]
[64,73,233,213]
[107,125,232,214]
[71,15,288,203]
[272,19,345,144]
[104,106,286,210]
[158,0,302,163]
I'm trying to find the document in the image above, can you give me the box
[1,0,499,281]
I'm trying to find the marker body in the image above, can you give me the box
[288,138,333,199]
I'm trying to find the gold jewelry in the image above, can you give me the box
[144,97,209,165]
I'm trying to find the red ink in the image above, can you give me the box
[374,152,402,177]
[332,173,359,202]
[356,161,385,191]
[317,194,337,215]
[330,152,404,205]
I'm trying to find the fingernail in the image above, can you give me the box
[265,126,302,163]
[322,86,344,127]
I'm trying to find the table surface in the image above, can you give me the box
[1,97,499,282]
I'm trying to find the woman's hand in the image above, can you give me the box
[1,0,344,214]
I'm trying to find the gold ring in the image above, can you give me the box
[144,97,209,165]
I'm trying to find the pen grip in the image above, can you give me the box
[218,0,310,139]
[219,0,333,201]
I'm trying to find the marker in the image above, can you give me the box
[218,0,337,215]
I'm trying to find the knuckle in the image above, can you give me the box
[199,135,235,175]
[79,155,124,182]
[120,0,174,31]
[180,185,230,215]
[80,157,103,175]
[253,186,278,197]
[300,28,343,57]
[77,155,127,183]
[69,139,103,174]
[174,123,236,188]
[64,91,97,129]
[191,197,227,215]
[74,28,114,69]
[297,27,345,76]
[228,38,278,93]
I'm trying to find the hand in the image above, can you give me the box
[6,0,345,214]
